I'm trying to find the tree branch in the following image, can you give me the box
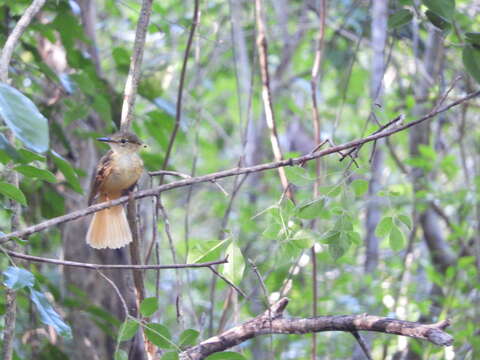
[0,0,46,82]
[120,0,153,131]
[4,250,227,270]
[161,0,200,177]
[179,298,453,360]
[0,89,478,243]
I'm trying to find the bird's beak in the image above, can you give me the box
[97,137,114,143]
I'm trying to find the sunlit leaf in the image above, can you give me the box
[389,226,405,251]
[375,216,393,237]
[0,83,49,153]
[187,238,230,264]
[296,197,326,219]
[284,166,313,186]
[221,242,245,285]
[351,179,369,197]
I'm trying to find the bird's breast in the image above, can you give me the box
[103,153,143,194]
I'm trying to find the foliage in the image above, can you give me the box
[0,0,479,359]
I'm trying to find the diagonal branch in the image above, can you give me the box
[0,89,479,243]
[179,297,453,360]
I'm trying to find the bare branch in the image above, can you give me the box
[161,0,200,177]
[0,89,479,243]
[0,0,46,82]
[179,298,453,360]
[208,265,247,298]
[120,0,153,131]
[4,250,227,270]
[254,0,291,198]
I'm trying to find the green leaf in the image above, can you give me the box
[161,352,179,360]
[114,350,128,360]
[14,165,57,183]
[466,32,480,46]
[3,266,35,290]
[328,232,351,260]
[375,216,394,237]
[318,184,342,198]
[0,181,27,205]
[0,133,21,161]
[397,214,412,230]
[289,229,315,249]
[351,179,369,197]
[423,0,455,20]
[140,297,158,317]
[144,323,172,349]
[284,166,313,186]
[118,319,139,341]
[187,238,230,264]
[50,150,83,194]
[463,45,480,84]
[389,226,406,251]
[347,231,362,245]
[321,231,340,244]
[296,197,325,219]
[179,329,200,348]
[220,242,245,285]
[29,288,72,339]
[205,352,247,360]
[388,9,413,29]
[0,83,49,153]
[424,10,451,30]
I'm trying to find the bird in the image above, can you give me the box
[86,131,144,249]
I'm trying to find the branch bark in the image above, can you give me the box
[120,0,153,131]
[179,298,453,360]
[0,89,479,243]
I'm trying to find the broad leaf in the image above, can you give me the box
[463,45,480,84]
[284,166,313,186]
[179,329,200,347]
[161,352,179,360]
[0,83,49,153]
[296,197,326,219]
[144,323,172,349]
[140,297,158,317]
[388,9,413,29]
[3,266,35,290]
[423,0,455,20]
[375,216,393,237]
[0,181,27,205]
[397,214,412,230]
[187,238,230,264]
[50,150,83,194]
[424,10,451,31]
[389,226,406,251]
[465,32,480,46]
[29,288,72,339]
[205,352,247,360]
[118,319,139,341]
[221,242,245,285]
[351,179,369,197]
[14,165,57,183]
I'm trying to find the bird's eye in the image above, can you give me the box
[120,138,127,144]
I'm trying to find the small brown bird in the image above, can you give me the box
[86,131,144,249]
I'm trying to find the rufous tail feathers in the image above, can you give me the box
[86,198,132,249]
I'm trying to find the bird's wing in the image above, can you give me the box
[88,150,114,205]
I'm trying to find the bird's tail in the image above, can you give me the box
[86,197,132,249]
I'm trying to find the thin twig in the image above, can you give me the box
[0,0,46,82]
[1,90,479,243]
[97,270,130,318]
[208,265,246,298]
[120,0,153,130]
[4,250,228,270]
[254,0,292,199]
[160,0,200,180]
[351,331,373,360]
